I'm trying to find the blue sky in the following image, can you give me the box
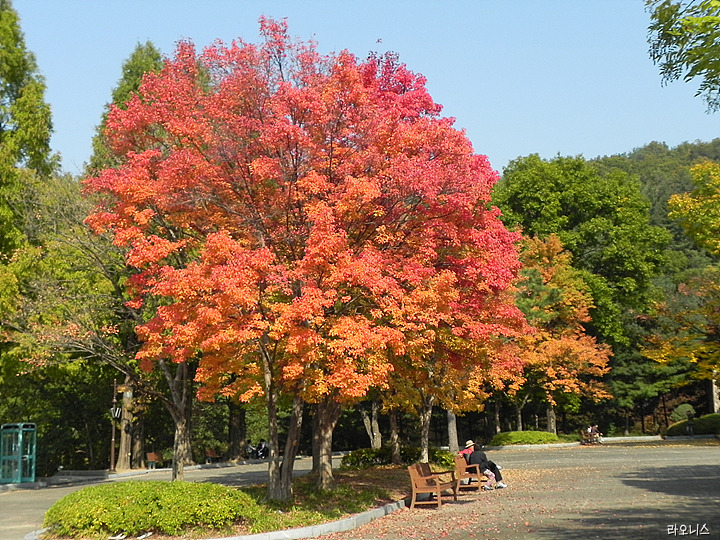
[12,0,720,176]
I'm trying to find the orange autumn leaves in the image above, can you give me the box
[515,235,612,404]
[83,18,528,408]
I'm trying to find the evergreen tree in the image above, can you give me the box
[0,0,54,256]
[87,41,163,174]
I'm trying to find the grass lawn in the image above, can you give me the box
[235,466,411,535]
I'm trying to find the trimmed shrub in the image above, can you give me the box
[340,445,451,469]
[339,447,383,468]
[489,430,560,446]
[428,448,455,468]
[43,481,259,537]
[669,403,696,424]
[666,413,720,437]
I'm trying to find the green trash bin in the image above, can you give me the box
[0,423,37,484]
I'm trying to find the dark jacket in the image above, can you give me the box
[468,449,490,471]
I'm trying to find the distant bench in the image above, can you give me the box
[205,448,221,463]
[146,452,164,469]
[580,430,602,445]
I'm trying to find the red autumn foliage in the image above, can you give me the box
[84,17,527,496]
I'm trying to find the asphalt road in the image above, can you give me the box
[1,441,719,540]
[321,441,720,540]
[0,457,317,540]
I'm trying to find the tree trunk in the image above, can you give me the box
[268,393,304,502]
[116,377,133,470]
[514,393,530,431]
[358,400,382,449]
[227,399,246,461]
[156,359,194,481]
[172,416,192,481]
[545,401,557,434]
[418,393,434,463]
[446,410,459,454]
[493,400,501,434]
[709,375,720,414]
[264,360,283,500]
[389,409,401,465]
[183,381,194,465]
[515,404,523,431]
[311,404,320,474]
[260,337,301,502]
[84,421,95,469]
[131,414,144,469]
[371,401,381,449]
[315,395,343,490]
[640,403,646,434]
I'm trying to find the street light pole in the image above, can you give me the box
[110,379,117,472]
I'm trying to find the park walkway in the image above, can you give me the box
[1,439,718,540]
[319,439,720,540]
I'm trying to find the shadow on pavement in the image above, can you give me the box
[528,464,719,540]
[530,504,717,540]
[621,464,719,498]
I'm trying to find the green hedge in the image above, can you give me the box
[669,403,695,424]
[489,430,560,446]
[340,446,455,469]
[43,481,259,537]
[666,413,720,437]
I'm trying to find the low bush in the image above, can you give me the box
[428,447,456,468]
[43,481,259,537]
[43,469,407,539]
[340,445,453,469]
[489,430,560,446]
[669,403,695,424]
[666,413,720,437]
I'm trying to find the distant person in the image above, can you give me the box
[468,443,506,490]
[457,440,477,485]
[459,439,475,463]
[590,425,603,444]
[256,438,269,459]
[686,412,695,437]
[244,439,256,459]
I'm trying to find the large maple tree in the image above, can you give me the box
[84,18,526,500]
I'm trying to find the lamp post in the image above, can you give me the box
[109,379,120,472]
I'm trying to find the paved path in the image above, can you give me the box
[1,442,718,540]
[0,458,316,540]
[320,441,720,540]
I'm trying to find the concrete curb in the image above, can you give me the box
[486,435,664,451]
[663,434,720,440]
[203,499,406,540]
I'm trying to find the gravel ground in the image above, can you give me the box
[317,442,720,540]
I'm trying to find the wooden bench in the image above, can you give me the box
[205,448,221,464]
[454,454,487,490]
[580,429,601,445]
[146,452,163,469]
[407,462,458,509]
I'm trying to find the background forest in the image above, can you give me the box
[1,0,719,499]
